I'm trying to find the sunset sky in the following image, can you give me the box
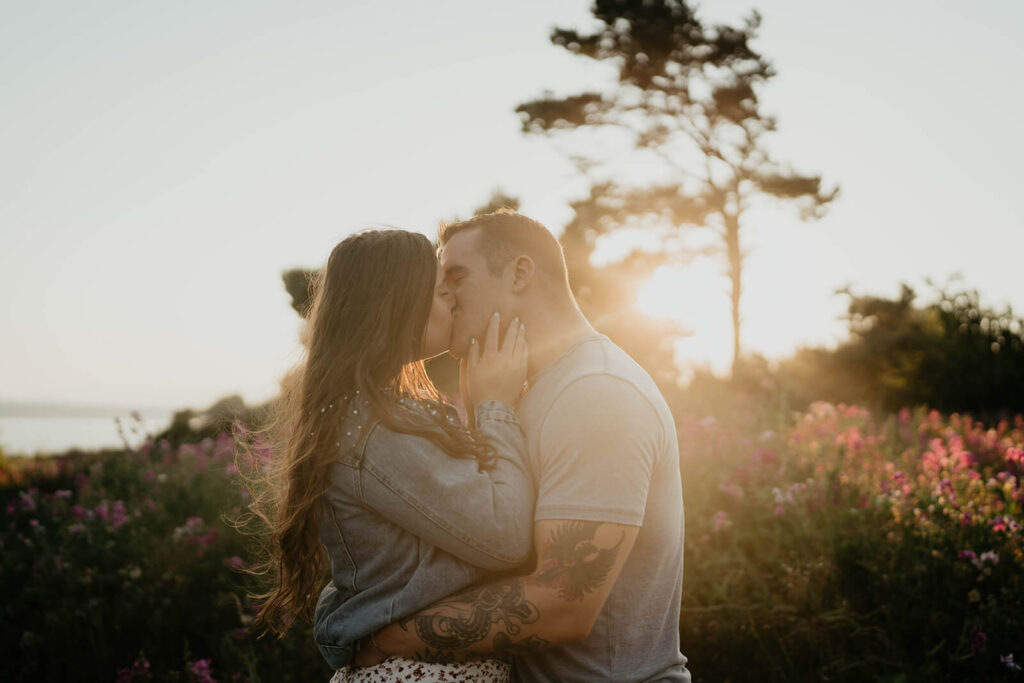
[2,0,1022,410]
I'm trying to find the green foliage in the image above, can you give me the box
[6,403,1023,681]
[1,431,330,683]
[155,395,270,449]
[281,268,316,319]
[679,404,1024,681]
[773,282,1024,416]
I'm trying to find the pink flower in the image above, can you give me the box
[188,658,217,683]
[19,490,36,511]
[970,626,987,653]
[109,501,129,530]
[213,434,235,460]
[142,469,155,483]
[115,656,151,682]
[252,433,274,465]
[69,523,85,534]
[198,529,219,550]
[223,556,248,571]
[712,510,732,533]
[717,480,743,498]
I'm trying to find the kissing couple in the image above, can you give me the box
[251,210,691,682]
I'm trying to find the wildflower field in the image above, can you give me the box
[3,404,1023,682]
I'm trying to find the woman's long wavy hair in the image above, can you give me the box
[240,229,490,635]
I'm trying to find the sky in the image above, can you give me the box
[2,0,1022,411]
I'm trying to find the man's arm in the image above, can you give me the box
[361,518,638,663]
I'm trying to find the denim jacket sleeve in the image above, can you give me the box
[356,400,535,571]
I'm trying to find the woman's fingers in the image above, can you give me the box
[467,335,481,369]
[502,315,520,354]
[485,311,501,356]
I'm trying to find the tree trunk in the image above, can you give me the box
[724,211,742,377]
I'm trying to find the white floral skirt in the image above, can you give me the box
[330,656,510,682]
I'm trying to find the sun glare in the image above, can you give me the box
[635,263,735,375]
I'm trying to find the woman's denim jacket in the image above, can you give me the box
[313,394,535,669]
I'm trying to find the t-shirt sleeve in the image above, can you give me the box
[534,374,665,526]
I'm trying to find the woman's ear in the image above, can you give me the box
[509,255,535,293]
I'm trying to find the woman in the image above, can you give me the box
[247,229,533,682]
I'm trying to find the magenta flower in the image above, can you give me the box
[115,656,152,682]
[110,501,130,530]
[712,510,732,533]
[970,627,987,653]
[188,658,217,683]
[223,556,248,571]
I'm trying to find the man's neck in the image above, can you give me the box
[522,305,597,380]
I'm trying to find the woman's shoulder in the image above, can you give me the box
[334,393,463,463]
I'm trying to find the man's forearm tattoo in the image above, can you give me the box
[537,520,624,601]
[493,632,550,655]
[400,521,624,659]
[400,580,540,651]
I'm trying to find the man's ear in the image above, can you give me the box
[509,255,536,293]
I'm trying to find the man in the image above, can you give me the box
[363,210,690,681]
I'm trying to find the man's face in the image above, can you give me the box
[440,229,512,359]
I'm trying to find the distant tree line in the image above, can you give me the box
[772,282,1024,416]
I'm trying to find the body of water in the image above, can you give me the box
[0,405,174,456]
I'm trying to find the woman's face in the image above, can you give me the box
[419,262,454,360]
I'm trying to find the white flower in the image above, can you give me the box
[980,550,999,565]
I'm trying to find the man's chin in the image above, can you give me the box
[448,338,470,360]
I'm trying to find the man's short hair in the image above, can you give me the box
[438,209,569,284]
